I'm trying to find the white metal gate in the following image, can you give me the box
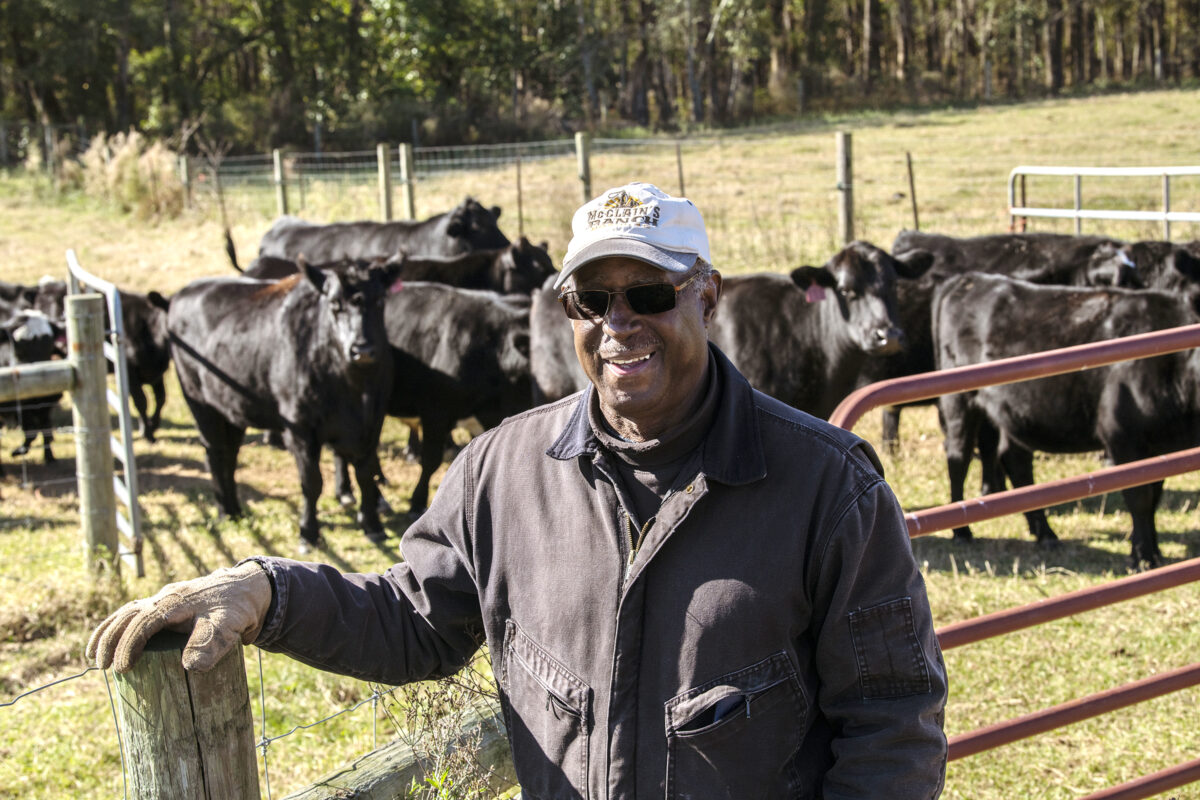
[65,250,143,577]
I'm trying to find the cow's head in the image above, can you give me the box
[302,257,402,368]
[498,237,558,294]
[446,197,511,251]
[8,311,59,363]
[34,277,67,324]
[1084,242,1142,288]
[791,241,915,356]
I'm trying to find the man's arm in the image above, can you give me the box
[809,477,948,799]
[90,449,486,683]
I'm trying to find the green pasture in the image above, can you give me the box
[2,88,1199,799]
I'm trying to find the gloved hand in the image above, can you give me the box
[86,561,272,673]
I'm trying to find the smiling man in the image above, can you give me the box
[89,182,947,799]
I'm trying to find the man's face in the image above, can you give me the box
[568,257,720,440]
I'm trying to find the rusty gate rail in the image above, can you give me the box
[1078,758,1200,800]
[936,556,1200,650]
[948,662,1200,761]
[829,322,1200,431]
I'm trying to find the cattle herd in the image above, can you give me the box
[4,196,1200,567]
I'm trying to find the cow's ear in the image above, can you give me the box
[148,291,170,311]
[790,266,837,290]
[491,205,502,220]
[893,248,934,279]
[299,255,325,290]
[22,287,38,306]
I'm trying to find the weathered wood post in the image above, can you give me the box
[69,294,119,576]
[675,141,685,196]
[836,131,853,245]
[575,132,592,203]
[906,151,920,231]
[114,631,260,799]
[273,148,289,216]
[178,154,192,209]
[377,142,393,221]
[398,143,416,220]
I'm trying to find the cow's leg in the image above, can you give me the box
[996,436,1058,546]
[349,452,386,542]
[129,381,152,441]
[187,399,245,519]
[410,414,451,513]
[976,420,1005,496]
[880,406,901,456]
[145,375,166,442]
[400,418,422,463]
[284,431,323,547]
[938,397,976,542]
[1120,480,1163,570]
[332,453,356,508]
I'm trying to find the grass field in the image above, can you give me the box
[2,87,1199,799]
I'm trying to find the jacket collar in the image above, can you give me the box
[546,343,766,486]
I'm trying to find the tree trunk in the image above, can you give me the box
[843,0,859,77]
[685,0,703,123]
[893,0,915,83]
[1014,12,1026,95]
[1070,0,1085,86]
[863,0,882,88]
[577,0,599,126]
[1045,0,1065,92]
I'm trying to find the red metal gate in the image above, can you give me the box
[831,323,1200,800]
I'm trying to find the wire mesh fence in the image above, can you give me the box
[0,647,500,800]
[183,125,1200,280]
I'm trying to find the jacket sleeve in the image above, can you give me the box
[809,474,948,800]
[250,449,486,685]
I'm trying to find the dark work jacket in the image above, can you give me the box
[254,345,948,800]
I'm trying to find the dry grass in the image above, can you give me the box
[1,87,1199,799]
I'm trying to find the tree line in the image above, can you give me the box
[2,0,1197,153]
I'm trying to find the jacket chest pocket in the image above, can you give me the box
[665,652,807,800]
[500,620,592,800]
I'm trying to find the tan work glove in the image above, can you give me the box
[86,561,272,673]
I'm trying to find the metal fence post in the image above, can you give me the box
[273,148,288,216]
[1163,174,1171,240]
[576,132,592,203]
[836,131,854,245]
[398,143,416,220]
[377,142,394,221]
[112,632,260,799]
[69,294,119,577]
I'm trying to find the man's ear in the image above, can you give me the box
[702,271,722,325]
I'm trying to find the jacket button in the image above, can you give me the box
[685,484,694,493]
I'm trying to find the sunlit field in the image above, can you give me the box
[2,87,1198,799]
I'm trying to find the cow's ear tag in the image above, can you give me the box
[805,284,827,303]
[389,279,404,294]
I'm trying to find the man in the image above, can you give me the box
[89,182,947,799]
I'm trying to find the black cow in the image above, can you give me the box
[333,282,533,514]
[1085,239,1200,292]
[0,311,62,473]
[932,272,1200,568]
[255,197,509,264]
[244,237,556,296]
[707,241,932,419]
[529,274,589,404]
[864,230,1182,453]
[124,291,172,442]
[168,259,402,547]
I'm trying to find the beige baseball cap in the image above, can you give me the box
[555,182,711,289]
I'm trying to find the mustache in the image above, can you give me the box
[598,339,659,360]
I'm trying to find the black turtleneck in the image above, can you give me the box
[588,350,721,527]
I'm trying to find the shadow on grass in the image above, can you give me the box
[912,524,1200,577]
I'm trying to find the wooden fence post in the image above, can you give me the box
[377,142,393,221]
[575,132,592,203]
[836,131,853,245]
[113,631,260,799]
[398,143,416,220]
[273,148,288,216]
[675,141,685,196]
[178,154,192,209]
[69,294,119,576]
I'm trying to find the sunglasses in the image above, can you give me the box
[560,272,702,320]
